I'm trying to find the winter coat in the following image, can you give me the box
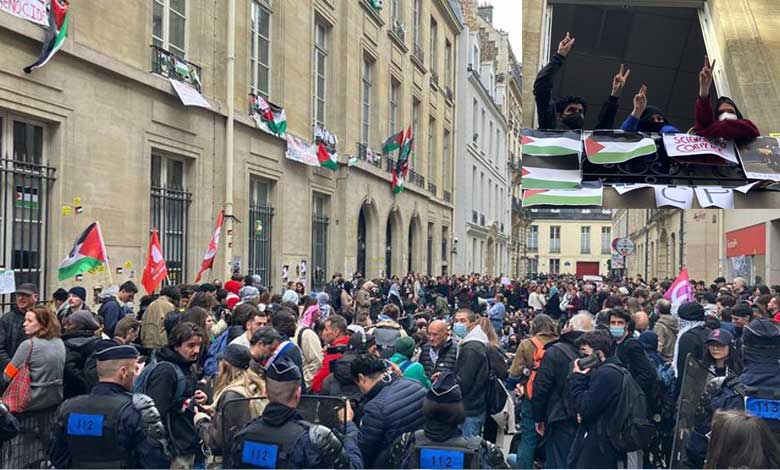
[311,335,349,393]
[195,378,266,456]
[62,331,101,399]
[509,332,557,379]
[97,296,132,338]
[567,356,625,469]
[355,289,372,325]
[0,307,26,374]
[3,336,65,411]
[141,296,176,349]
[615,337,657,406]
[676,325,710,380]
[531,330,582,424]
[294,325,324,390]
[653,315,679,363]
[419,338,458,378]
[455,325,490,417]
[694,95,760,141]
[389,353,431,389]
[357,377,426,468]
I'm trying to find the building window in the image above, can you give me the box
[249,176,273,288]
[527,257,538,274]
[313,20,329,127]
[581,226,591,254]
[550,226,561,253]
[250,0,272,99]
[427,117,435,183]
[311,193,329,291]
[528,225,539,251]
[429,18,438,75]
[601,227,611,254]
[389,79,400,135]
[444,39,452,88]
[442,129,450,191]
[152,0,187,57]
[488,121,494,160]
[0,116,53,306]
[412,98,420,171]
[390,0,400,21]
[413,0,421,46]
[480,109,486,151]
[361,56,373,145]
[441,226,448,268]
[150,153,191,284]
[550,258,560,274]
[427,223,434,275]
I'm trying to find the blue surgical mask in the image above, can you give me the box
[453,323,468,338]
[610,326,625,338]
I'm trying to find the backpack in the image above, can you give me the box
[601,363,655,453]
[374,326,401,359]
[526,337,546,399]
[204,329,232,377]
[133,351,187,405]
[485,345,509,416]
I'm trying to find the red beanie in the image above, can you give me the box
[224,280,242,295]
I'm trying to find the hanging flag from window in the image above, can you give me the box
[24,0,70,73]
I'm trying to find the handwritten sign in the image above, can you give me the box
[654,186,694,209]
[285,133,323,168]
[663,134,738,165]
[694,187,734,209]
[0,270,14,295]
[0,0,48,26]
[169,79,211,109]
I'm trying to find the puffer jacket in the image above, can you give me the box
[653,315,679,363]
[0,307,26,373]
[419,338,458,378]
[358,377,425,468]
[62,331,101,399]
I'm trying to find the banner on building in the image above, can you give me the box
[654,186,694,209]
[584,130,656,164]
[694,187,734,209]
[285,133,324,168]
[737,136,780,182]
[662,134,738,166]
[521,129,582,189]
[170,79,211,108]
[0,0,48,26]
[522,185,603,207]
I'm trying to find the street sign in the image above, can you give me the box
[611,253,625,269]
[613,237,635,256]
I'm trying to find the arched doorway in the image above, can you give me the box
[670,233,677,274]
[385,220,392,277]
[357,209,367,277]
[408,215,422,274]
[385,208,403,277]
[408,223,414,274]
[658,230,669,278]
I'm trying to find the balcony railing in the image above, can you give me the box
[357,142,382,168]
[443,190,451,202]
[413,43,425,66]
[151,44,203,92]
[428,182,437,196]
[409,169,425,188]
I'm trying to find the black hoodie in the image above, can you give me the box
[62,330,101,399]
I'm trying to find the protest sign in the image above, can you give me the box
[663,134,737,166]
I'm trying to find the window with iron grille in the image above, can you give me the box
[550,226,560,253]
[0,115,55,308]
[601,227,611,254]
[152,0,187,57]
[150,153,191,285]
[311,193,329,291]
[361,56,373,145]
[249,176,273,289]
[313,20,329,128]
[250,0,272,99]
[581,226,591,254]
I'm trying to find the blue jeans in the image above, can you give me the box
[514,397,537,469]
[462,411,486,438]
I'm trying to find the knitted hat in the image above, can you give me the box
[68,286,87,303]
[677,302,705,321]
[395,336,415,359]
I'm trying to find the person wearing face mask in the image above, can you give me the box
[350,354,426,468]
[694,56,760,140]
[534,32,629,130]
[452,309,491,438]
[621,85,681,134]
[49,344,168,469]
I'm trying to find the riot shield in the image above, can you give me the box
[670,355,714,469]
[298,394,349,435]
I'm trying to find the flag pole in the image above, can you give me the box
[96,221,114,286]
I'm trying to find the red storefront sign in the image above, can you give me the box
[726,223,766,258]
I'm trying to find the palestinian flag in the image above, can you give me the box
[383,130,404,154]
[521,153,581,190]
[399,126,414,162]
[584,131,657,164]
[317,142,338,171]
[392,127,412,193]
[58,222,108,281]
[521,129,582,156]
[522,187,603,207]
[24,0,70,73]
[251,95,287,135]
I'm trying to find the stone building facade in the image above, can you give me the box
[0,0,462,302]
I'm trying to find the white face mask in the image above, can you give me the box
[719,112,738,121]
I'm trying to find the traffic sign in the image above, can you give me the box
[613,237,634,256]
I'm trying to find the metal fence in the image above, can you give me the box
[150,44,203,92]
[311,214,328,291]
[248,204,273,290]
[150,185,191,285]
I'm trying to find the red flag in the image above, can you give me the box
[664,267,694,312]
[141,229,168,294]
[195,210,224,283]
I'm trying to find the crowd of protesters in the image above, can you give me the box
[0,269,777,468]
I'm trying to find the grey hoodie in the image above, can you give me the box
[455,325,490,416]
[654,315,679,362]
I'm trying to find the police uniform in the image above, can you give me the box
[685,319,780,467]
[49,345,168,469]
[388,373,508,469]
[228,357,363,469]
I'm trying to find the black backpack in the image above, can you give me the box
[485,345,509,415]
[601,363,655,453]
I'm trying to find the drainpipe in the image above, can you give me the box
[679,209,685,273]
[718,209,724,277]
[223,0,236,279]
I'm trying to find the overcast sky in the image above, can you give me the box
[488,0,522,62]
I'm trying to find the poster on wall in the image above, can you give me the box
[0,0,48,27]
[737,136,780,182]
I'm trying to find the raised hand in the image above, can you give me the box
[632,84,648,118]
[557,32,575,57]
[699,55,716,98]
[612,64,631,97]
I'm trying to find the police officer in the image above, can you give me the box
[49,345,169,468]
[387,373,509,469]
[228,357,363,469]
[685,318,780,467]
